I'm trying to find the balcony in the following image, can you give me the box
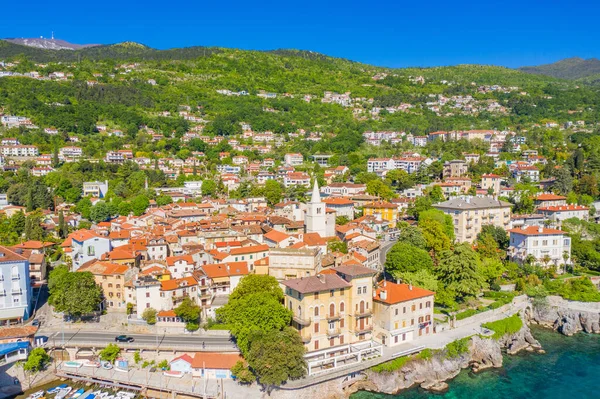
[11,287,21,294]
[355,325,373,334]
[293,316,311,326]
[326,328,341,337]
[0,289,5,296]
[11,274,20,280]
[354,310,372,318]
[326,313,343,321]
[301,334,312,344]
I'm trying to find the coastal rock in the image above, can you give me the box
[529,296,600,337]
[499,321,542,355]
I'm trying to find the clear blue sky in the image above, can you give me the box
[2,0,598,68]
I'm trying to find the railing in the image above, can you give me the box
[293,316,311,326]
[354,325,373,334]
[301,334,312,344]
[0,289,5,296]
[326,313,343,321]
[11,274,19,280]
[11,287,21,294]
[326,328,341,337]
[354,310,372,318]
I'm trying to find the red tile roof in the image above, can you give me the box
[536,193,566,201]
[374,280,434,304]
[229,244,269,255]
[508,226,566,236]
[202,262,249,278]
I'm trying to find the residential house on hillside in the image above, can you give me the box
[0,246,32,325]
[508,226,571,269]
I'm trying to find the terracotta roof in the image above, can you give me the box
[535,193,566,201]
[229,244,269,255]
[29,253,44,264]
[374,280,434,304]
[0,325,38,339]
[170,354,194,365]
[364,201,397,209]
[78,261,129,275]
[109,230,130,239]
[190,352,243,369]
[157,310,177,317]
[508,226,566,236]
[538,205,589,212]
[264,229,290,243]
[12,241,54,250]
[160,276,198,291]
[166,255,194,266]
[323,197,354,205]
[282,274,352,294]
[0,245,28,262]
[71,229,103,242]
[202,262,249,278]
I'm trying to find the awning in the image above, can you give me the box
[0,341,29,356]
[0,307,26,320]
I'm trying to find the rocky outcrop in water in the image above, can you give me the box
[528,296,600,336]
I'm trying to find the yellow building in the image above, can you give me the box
[283,265,376,355]
[78,260,131,311]
[363,201,398,227]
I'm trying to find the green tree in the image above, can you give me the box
[9,211,26,237]
[202,180,218,198]
[418,209,455,241]
[394,269,438,291]
[131,195,150,216]
[174,297,201,331]
[48,266,103,317]
[385,243,433,278]
[229,274,284,302]
[435,244,486,300]
[476,233,501,260]
[366,179,395,200]
[99,344,121,363]
[231,360,255,384]
[246,327,307,391]
[328,240,348,254]
[58,210,68,239]
[90,201,111,222]
[420,219,451,255]
[552,167,573,195]
[142,307,157,325]
[264,180,283,206]
[478,225,509,250]
[75,197,93,220]
[23,348,50,373]
[397,224,427,249]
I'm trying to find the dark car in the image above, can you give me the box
[31,319,40,327]
[115,335,134,343]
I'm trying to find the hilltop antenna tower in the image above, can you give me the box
[51,31,54,40]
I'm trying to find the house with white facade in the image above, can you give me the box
[0,246,32,325]
[508,226,571,269]
[68,230,111,271]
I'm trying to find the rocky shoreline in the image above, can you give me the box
[273,296,600,399]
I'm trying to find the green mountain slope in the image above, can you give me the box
[519,57,600,80]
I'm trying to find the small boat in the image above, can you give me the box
[162,370,183,378]
[82,361,100,368]
[27,390,45,399]
[82,394,95,399]
[96,392,108,399]
[116,392,135,399]
[56,387,73,399]
[47,385,69,395]
[70,388,85,399]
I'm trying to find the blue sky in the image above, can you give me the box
[2,0,598,68]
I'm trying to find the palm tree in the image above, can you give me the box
[541,255,552,270]
[562,251,570,274]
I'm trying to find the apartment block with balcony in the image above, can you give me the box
[372,280,434,347]
[83,180,109,199]
[0,246,32,325]
[508,226,571,269]
[434,196,512,243]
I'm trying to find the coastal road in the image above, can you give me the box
[38,330,237,351]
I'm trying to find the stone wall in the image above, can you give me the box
[529,295,600,336]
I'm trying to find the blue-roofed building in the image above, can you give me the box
[0,341,29,364]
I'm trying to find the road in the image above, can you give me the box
[379,238,397,269]
[38,329,237,351]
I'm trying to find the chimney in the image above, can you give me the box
[383,280,387,287]
[318,274,326,284]
[409,284,413,291]
[538,226,543,233]
[396,279,401,285]
[380,290,387,301]
[226,264,230,272]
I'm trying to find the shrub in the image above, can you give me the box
[157,359,169,370]
[445,338,470,359]
[99,344,121,363]
[544,278,600,302]
[231,360,255,384]
[371,356,410,373]
[133,351,142,364]
[482,314,523,339]
[455,309,478,320]
[142,307,157,325]
[417,348,433,361]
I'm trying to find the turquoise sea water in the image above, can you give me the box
[352,327,600,399]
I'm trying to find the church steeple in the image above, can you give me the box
[310,180,321,203]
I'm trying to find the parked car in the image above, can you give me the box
[31,319,40,327]
[115,335,134,343]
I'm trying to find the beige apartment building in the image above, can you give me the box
[269,247,322,280]
[481,174,503,195]
[434,196,512,243]
[372,280,435,347]
[282,265,376,355]
[78,260,132,311]
[442,160,469,179]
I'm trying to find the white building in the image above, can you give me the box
[59,146,83,161]
[538,204,589,223]
[305,181,335,237]
[0,145,38,157]
[508,226,571,268]
[83,181,109,199]
[69,231,112,271]
[284,153,304,166]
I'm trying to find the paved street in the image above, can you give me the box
[39,329,237,351]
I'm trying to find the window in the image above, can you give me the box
[314,307,319,317]
[411,319,414,325]
[340,318,344,328]
[403,306,406,314]
[329,321,335,330]
[340,302,345,313]
[146,292,150,298]
[357,287,362,295]
[419,303,422,310]
[426,301,431,308]
[330,338,334,347]
[395,308,398,316]
[314,341,319,350]
[314,323,319,333]
[315,292,319,300]
[411,304,416,311]
[330,290,334,297]
[402,333,406,341]
[394,335,399,343]
[340,335,344,344]
[87,246,95,256]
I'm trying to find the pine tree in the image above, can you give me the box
[58,210,68,239]
[52,142,59,168]
[26,189,34,212]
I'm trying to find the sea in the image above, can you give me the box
[351,326,600,399]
